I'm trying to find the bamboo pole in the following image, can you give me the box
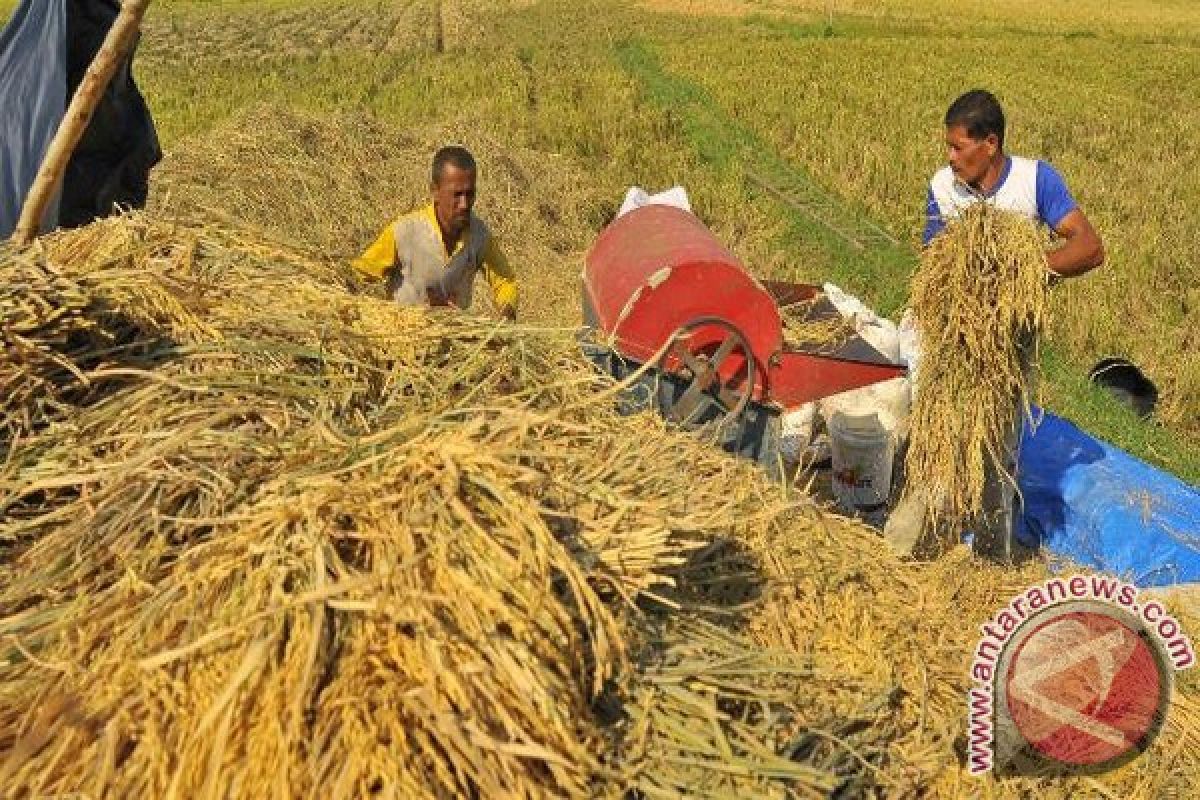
[10,0,153,246]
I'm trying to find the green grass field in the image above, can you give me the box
[5,0,1198,482]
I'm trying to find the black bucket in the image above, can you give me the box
[1088,357,1158,419]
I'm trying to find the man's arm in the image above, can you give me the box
[1046,208,1105,278]
[351,221,397,281]
[1036,161,1104,278]
[480,237,518,320]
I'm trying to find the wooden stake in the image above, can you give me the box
[11,0,153,246]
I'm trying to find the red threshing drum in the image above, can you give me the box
[582,205,782,374]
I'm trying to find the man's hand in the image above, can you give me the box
[1046,209,1105,278]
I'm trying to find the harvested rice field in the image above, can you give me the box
[3,1,1199,798]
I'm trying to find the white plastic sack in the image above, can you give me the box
[779,402,817,463]
[616,186,691,220]
[822,282,878,326]
[859,319,900,363]
[814,285,912,440]
[819,377,912,440]
[822,283,900,363]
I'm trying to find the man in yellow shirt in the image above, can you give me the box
[353,146,518,320]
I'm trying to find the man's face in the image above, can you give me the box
[945,124,999,188]
[432,163,477,239]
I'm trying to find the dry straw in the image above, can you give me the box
[0,211,867,798]
[779,299,857,354]
[901,203,1051,546]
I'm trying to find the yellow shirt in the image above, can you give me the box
[352,204,518,313]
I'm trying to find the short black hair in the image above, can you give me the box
[431,146,476,185]
[944,89,1005,148]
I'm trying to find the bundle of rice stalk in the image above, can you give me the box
[6,214,784,595]
[0,246,214,449]
[0,217,521,449]
[30,213,609,421]
[1,248,100,445]
[0,385,630,797]
[901,203,1050,544]
[616,614,899,799]
[0,227,349,457]
[779,299,857,354]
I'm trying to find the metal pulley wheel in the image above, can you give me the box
[662,317,757,424]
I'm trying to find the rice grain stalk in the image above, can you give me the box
[902,203,1051,546]
[779,299,857,354]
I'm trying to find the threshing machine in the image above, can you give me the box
[581,204,905,475]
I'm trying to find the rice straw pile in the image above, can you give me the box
[619,613,904,799]
[1,247,101,443]
[0,212,903,798]
[780,301,857,354]
[901,203,1051,543]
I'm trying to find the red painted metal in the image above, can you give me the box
[584,205,780,397]
[583,204,906,410]
[768,351,908,409]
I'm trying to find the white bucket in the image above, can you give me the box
[829,411,895,518]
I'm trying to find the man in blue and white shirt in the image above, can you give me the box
[924,89,1104,276]
[890,90,1105,563]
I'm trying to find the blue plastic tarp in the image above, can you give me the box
[1016,411,1200,588]
[0,0,68,238]
[0,0,160,239]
